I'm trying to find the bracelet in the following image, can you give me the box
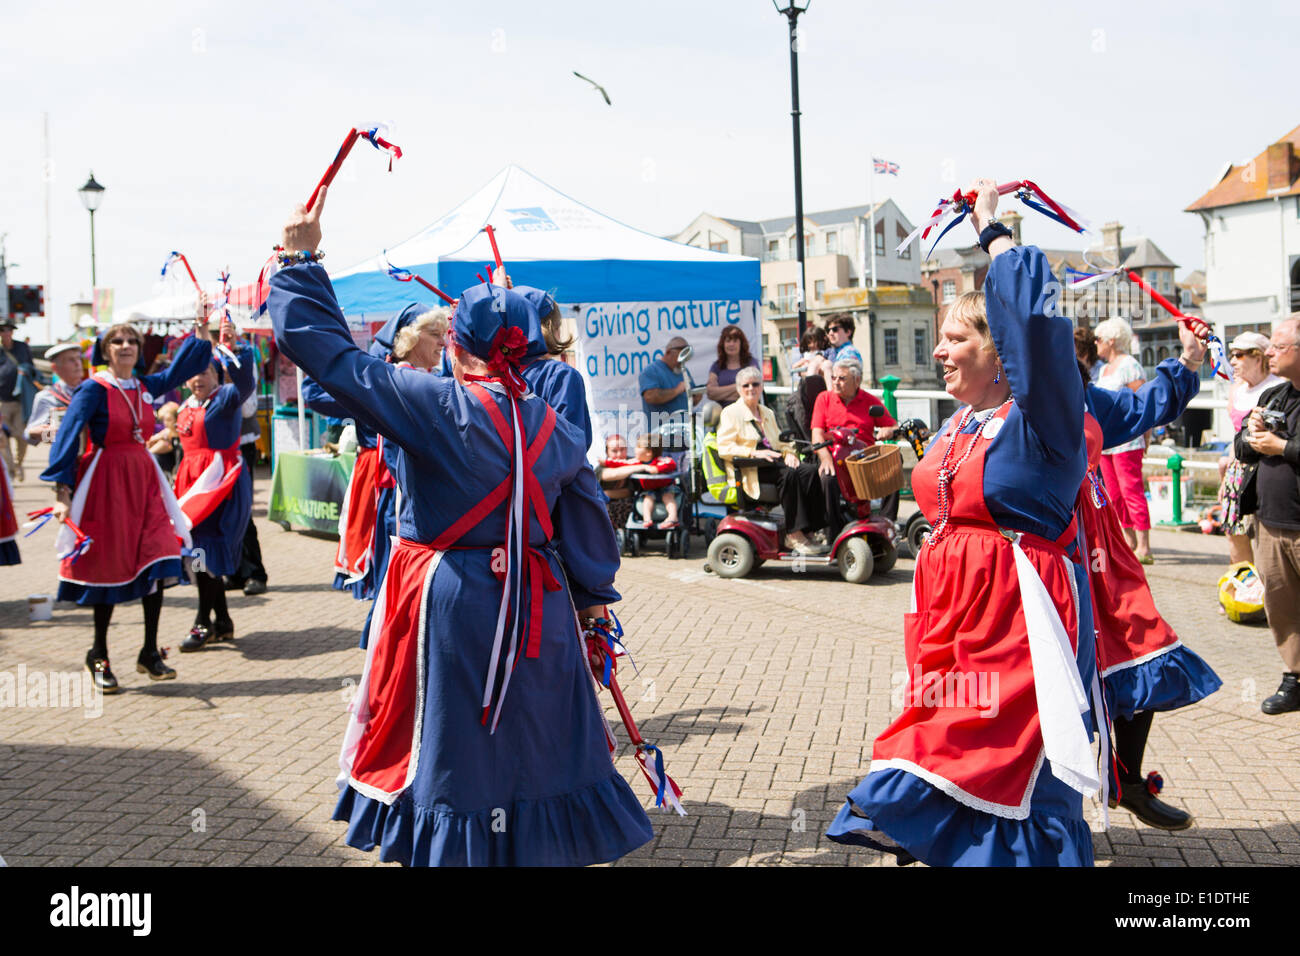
[1177,354,1200,371]
[978,222,1014,254]
[276,250,324,266]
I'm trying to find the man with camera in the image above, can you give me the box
[1236,316,1300,714]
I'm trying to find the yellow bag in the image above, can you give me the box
[1218,562,1266,623]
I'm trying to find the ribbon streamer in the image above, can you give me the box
[380,251,456,305]
[584,616,685,814]
[306,125,404,211]
[23,507,53,537]
[898,179,1086,257]
[161,252,202,294]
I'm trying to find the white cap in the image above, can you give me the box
[44,342,82,361]
[1229,332,1270,352]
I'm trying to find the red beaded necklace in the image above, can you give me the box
[928,398,1013,545]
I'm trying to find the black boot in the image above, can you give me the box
[1262,673,1300,714]
[1115,774,1193,831]
[85,650,120,695]
[136,648,176,681]
[180,625,211,653]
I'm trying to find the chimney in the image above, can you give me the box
[1002,210,1023,245]
[1267,141,1296,192]
[1101,221,1123,262]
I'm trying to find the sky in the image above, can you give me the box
[1,0,1295,341]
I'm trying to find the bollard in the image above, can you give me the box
[879,374,900,419]
[1158,452,1196,527]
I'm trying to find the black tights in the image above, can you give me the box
[193,570,231,630]
[91,590,163,659]
[1114,710,1154,784]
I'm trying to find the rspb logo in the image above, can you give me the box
[507,207,558,232]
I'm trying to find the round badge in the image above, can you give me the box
[983,417,1004,440]
[141,391,154,404]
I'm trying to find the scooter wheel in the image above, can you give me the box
[628,533,641,558]
[838,536,875,584]
[906,517,931,558]
[873,541,898,575]
[707,533,756,579]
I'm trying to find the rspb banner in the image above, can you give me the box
[572,298,759,449]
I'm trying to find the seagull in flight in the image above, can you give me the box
[573,71,612,106]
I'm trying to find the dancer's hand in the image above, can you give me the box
[282,185,325,253]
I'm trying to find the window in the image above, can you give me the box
[874,221,885,256]
[767,238,780,258]
[826,232,838,255]
[896,222,911,260]
[914,326,928,366]
[814,279,826,301]
[709,239,728,254]
[884,328,899,366]
[760,286,768,306]
[942,280,956,303]
[778,283,797,312]
[1142,347,1154,367]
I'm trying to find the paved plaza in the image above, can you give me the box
[2,444,1298,868]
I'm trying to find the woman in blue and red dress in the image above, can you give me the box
[1079,336,1222,830]
[0,462,18,565]
[270,189,654,866]
[42,316,214,691]
[827,179,1099,866]
[174,319,256,652]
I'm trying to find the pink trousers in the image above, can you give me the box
[1100,448,1150,531]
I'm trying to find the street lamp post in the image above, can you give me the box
[78,172,105,289]
[774,0,811,342]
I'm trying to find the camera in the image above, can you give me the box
[1259,408,1287,433]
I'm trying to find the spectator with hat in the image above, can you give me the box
[24,342,85,447]
[1219,331,1283,569]
[1235,316,1300,714]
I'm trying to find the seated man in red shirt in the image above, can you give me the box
[808,358,897,533]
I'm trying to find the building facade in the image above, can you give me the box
[675,200,923,372]
[1185,123,1300,341]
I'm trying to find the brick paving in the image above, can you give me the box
[2,441,1297,867]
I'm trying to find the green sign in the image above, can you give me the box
[268,450,356,534]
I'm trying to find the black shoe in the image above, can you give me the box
[224,577,246,592]
[85,651,121,694]
[210,620,235,643]
[242,579,267,596]
[180,626,211,653]
[1262,673,1300,715]
[136,648,176,681]
[1115,778,1193,831]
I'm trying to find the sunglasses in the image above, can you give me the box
[1229,350,1259,359]
[107,338,138,347]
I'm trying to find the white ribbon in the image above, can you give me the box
[1011,536,1099,799]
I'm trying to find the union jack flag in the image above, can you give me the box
[873,157,900,175]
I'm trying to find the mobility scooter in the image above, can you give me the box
[705,408,900,584]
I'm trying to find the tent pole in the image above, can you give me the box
[296,365,306,449]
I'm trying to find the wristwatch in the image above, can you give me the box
[978,219,1014,253]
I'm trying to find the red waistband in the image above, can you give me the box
[940,515,1079,557]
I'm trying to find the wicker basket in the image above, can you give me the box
[843,444,904,499]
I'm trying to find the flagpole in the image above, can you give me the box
[868,155,877,290]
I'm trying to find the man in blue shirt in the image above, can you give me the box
[824,314,862,366]
[639,337,690,443]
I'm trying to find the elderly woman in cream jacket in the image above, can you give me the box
[716,366,826,554]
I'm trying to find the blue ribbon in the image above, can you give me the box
[924,209,967,261]
[23,513,52,537]
[642,744,667,807]
[1020,195,1082,233]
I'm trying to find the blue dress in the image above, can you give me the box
[270,263,654,866]
[1083,361,1222,717]
[42,338,214,604]
[175,345,255,578]
[826,247,1098,867]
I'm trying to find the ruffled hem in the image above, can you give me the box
[332,771,655,867]
[57,559,187,606]
[332,570,374,601]
[825,767,1094,867]
[1103,644,1222,720]
[0,540,19,566]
